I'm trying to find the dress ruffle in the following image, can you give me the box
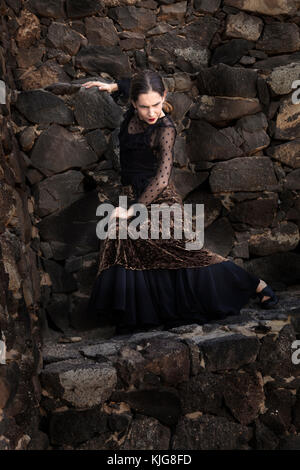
[86,261,260,329]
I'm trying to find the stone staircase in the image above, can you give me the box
[38,289,300,450]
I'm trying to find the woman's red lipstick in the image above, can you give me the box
[148,118,156,122]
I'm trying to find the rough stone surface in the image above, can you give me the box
[15,90,74,125]
[2,0,300,452]
[40,358,117,408]
[172,414,253,450]
[209,157,279,193]
[30,124,98,176]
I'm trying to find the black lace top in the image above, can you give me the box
[112,77,177,206]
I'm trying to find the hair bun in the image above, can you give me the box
[162,100,173,114]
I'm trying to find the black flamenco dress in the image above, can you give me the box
[86,78,261,330]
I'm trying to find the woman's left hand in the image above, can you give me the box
[109,206,130,220]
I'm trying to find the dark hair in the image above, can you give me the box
[129,69,174,114]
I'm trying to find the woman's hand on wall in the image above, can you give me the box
[81,81,118,93]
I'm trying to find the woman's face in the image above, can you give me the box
[132,89,167,125]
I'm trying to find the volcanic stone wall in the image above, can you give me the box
[6,0,300,331]
[1,0,300,450]
[0,2,46,450]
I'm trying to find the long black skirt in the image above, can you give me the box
[86,261,260,329]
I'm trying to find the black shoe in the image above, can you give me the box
[257,285,279,309]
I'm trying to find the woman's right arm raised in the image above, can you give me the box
[81,78,131,99]
[81,81,118,93]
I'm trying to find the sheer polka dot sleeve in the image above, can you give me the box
[137,125,176,206]
[113,77,131,100]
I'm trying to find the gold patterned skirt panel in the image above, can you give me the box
[96,182,228,276]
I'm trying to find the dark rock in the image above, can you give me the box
[27,430,50,450]
[108,412,132,433]
[47,241,77,261]
[16,56,69,90]
[42,340,83,365]
[69,296,104,330]
[172,413,253,449]
[42,259,77,293]
[167,91,193,124]
[274,96,300,140]
[49,407,108,445]
[254,419,279,450]
[278,435,300,450]
[65,255,83,272]
[183,16,220,47]
[173,136,188,167]
[293,392,300,432]
[149,30,210,71]
[223,0,299,16]
[257,324,298,379]
[244,252,300,285]
[15,90,73,125]
[44,82,82,95]
[178,371,224,415]
[191,332,260,371]
[266,140,300,169]
[28,0,65,18]
[248,222,299,256]
[47,22,83,56]
[189,95,261,126]
[172,167,208,199]
[73,252,98,295]
[120,31,145,51]
[40,358,117,408]
[75,432,117,450]
[256,23,300,55]
[111,388,181,426]
[235,112,270,155]
[186,120,243,162]
[120,414,171,450]
[157,2,187,25]
[37,189,101,256]
[203,217,235,257]
[16,45,45,68]
[18,126,36,151]
[74,87,123,130]
[32,170,86,217]
[253,51,300,73]
[30,124,98,177]
[209,157,279,193]
[194,0,221,13]
[285,169,300,191]
[0,363,19,409]
[135,337,190,386]
[75,45,131,77]
[260,386,296,435]
[211,38,254,66]
[85,17,119,47]
[0,183,15,233]
[222,367,265,425]
[184,188,222,228]
[197,63,257,98]
[65,0,102,18]
[107,6,156,33]
[45,293,70,332]
[26,168,44,185]
[229,195,278,228]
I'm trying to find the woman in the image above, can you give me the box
[82,69,279,334]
